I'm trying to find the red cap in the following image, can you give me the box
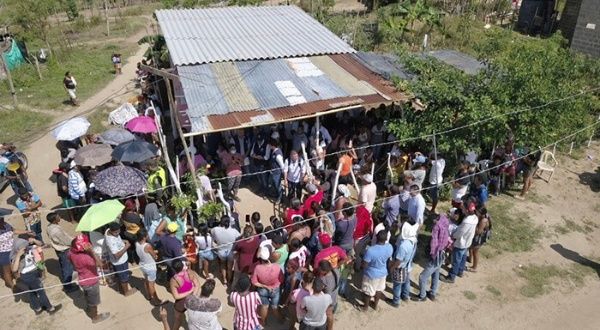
[319,233,332,246]
[467,202,477,212]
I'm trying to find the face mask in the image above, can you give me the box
[230,150,236,154]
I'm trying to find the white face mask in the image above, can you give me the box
[230,149,236,154]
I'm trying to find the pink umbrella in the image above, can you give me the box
[125,116,157,134]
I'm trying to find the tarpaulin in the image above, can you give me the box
[2,41,25,70]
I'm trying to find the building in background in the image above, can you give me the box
[558,0,600,58]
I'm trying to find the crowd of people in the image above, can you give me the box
[0,110,547,330]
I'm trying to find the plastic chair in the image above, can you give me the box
[536,150,558,182]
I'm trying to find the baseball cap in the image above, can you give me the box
[319,233,332,247]
[362,173,373,183]
[414,155,427,164]
[167,222,179,233]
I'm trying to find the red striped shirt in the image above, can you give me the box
[230,291,261,330]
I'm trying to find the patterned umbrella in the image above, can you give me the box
[98,127,136,146]
[125,116,157,134]
[94,165,147,197]
[73,143,113,167]
[53,117,90,141]
[112,140,159,163]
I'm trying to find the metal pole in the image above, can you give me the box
[1,56,17,109]
[432,131,439,182]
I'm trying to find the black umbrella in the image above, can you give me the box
[112,140,159,163]
[98,127,136,146]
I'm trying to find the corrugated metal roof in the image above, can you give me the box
[211,62,260,112]
[355,52,413,81]
[425,50,486,75]
[309,55,377,96]
[156,6,355,66]
[177,65,230,116]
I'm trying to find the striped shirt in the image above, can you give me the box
[68,170,86,200]
[230,291,262,330]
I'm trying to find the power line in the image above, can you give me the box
[0,119,598,300]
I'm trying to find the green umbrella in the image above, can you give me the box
[76,200,124,232]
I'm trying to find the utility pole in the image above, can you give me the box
[0,55,17,109]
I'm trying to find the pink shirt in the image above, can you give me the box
[68,250,99,287]
[221,152,243,176]
[230,291,261,330]
[292,288,311,320]
[251,263,283,289]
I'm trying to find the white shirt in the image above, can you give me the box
[407,194,426,225]
[311,126,332,145]
[104,229,128,265]
[195,235,213,251]
[429,159,445,185]
[359,182,377,212]
[453,214,478,249]
[284,158,306,183]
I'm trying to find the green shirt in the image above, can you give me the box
[163,215,185,241]
[275,244,289,270]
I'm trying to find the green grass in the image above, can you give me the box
[486,285,502,298]
[88,106,113,135]
[463,290,477,300]
[517,264,562,298]
[0,110,51,147]
[554,216,586,235]
[484,201,543,255]
[1,43,136,110]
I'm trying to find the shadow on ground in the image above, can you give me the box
[550,243,600,279]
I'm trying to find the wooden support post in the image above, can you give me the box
[569,142,574,155]
[1,56,17,109]
[33,57,42,80]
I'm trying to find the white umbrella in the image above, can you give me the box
[53,117,91,141]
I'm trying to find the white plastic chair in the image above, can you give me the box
[536,150,558,182]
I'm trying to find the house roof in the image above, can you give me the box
[425,50,486,75]
[174,53,407,136]
[155,6,356,66]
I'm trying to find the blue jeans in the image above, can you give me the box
[257,287,280,307]
[251,163,268,189]
[391,271,412,304]
[20,271,52,311]
[338,278,348,297]
[449,248,467,280]
[419,258,442,298]
[271,170,282,200]
[29,222,43,244]
[56,250,75,290]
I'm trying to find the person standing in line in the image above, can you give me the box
[407,184,426,227]
[68,234,110,323]
[441,203,479,283]
[333,203,357,255]
[46,212,78,292]
[288,271,314,330]
[360,230,393,311]
[68,163,87,219]
[185,279,223,330]
[358,174,377,213]
[136,229,163,306]
[210,217,240,286]
[428,153,445,214]
[195,223,215,279]
[55,162,75,222]
[382,185,401,227]
[0,216,34,289]
[284,150,306,202]
[12,242,62,315]
[15,187,44,243]
[229,274,264,330]
[299,277,334,330]
[104,222,137,296]
[389,219,418,307]
[220,144,244,202]
[468,208,491,273]
[413,214,449,302]
[170,259,202,330]
[252,246,284,323]
[267,139,285,204]
[63,71,78,106]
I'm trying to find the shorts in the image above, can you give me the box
[174,298,186,313]
[199,249,215,261]
[113,262,130,283]
[141,267,157,282]
[67,89,77,99]
[216,249,233,261]
[0,251,11,266]
[428,185,440,203]
[62,197,76,208]
[257,287,280,307]
[82,283,101,307]
[362,275,386,296]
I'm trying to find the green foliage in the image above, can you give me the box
[63,0,80,21]
[323,14,378,51]
[0,110,51,147]
[198,202,223,221]
[387,30,599,156]
[140,35,171,68]
[228,0,264,5]
[170,193,195,212]
[377,0,443,49]
[3,0,59,44]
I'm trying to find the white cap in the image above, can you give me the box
[362,173,373,183]
[258,246,270,261]
[271,131,280,140]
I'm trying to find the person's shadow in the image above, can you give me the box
[550,244,600,279]
[577,166,600,192]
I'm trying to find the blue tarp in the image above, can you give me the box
[2,41,25,70]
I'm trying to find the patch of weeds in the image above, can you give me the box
[582,218,599,231]
[87,106,112,134]
[486,285,502,297]
[486,201,543,254]
[553,224,570,235]
[569,148,585,160]
[555,216,586,234]
[517,264,562,298]
[528,191,550,205]
[463,290,477,300]
[0,110,52,147]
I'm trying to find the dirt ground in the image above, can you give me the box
[1,32,600,330]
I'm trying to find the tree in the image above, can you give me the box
[4,0,59,51]
[63,0,79,21]
[377,0,443,47]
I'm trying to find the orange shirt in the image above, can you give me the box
[339,155,353,176]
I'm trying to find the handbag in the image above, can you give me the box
[391,266,408,283]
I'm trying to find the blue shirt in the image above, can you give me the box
[363,243,393,279]
[383,195,400,226]
[477,185,489,206]
[395,239,417,271]
[16,194,40,213]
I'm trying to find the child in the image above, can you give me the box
[288,271,314,330]
[184,229,198,273]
